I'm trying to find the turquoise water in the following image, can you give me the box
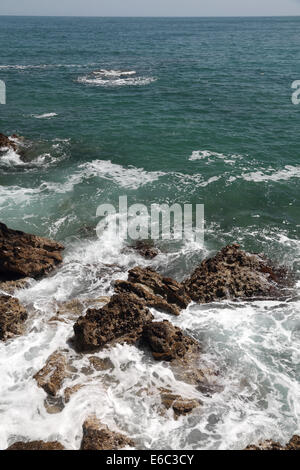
[0,17,299,450]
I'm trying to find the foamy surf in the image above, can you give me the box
[77,69,157,87]
[32,113,58,119]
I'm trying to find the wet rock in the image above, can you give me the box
[73,293,153,352]
[184,244,294,303]
[0,278,31,295]
[142,320,200,362]
[0,133,18,153]
[115,280,181,316]
[115,266,190,316]
[245,435,300,451]
[80,415,134,450]
[160,389,201,418]
[34,351,69,397]
[64,384,84,403]
[44,395,65,414]
[53,297,110,322]
[130,240,159,259]
[7,441,65,450]
[0,222,64,281]
[0,294,28,341]
[88,356,114,371]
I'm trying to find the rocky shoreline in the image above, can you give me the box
[0,222,298,450]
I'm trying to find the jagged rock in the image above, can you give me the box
[0,294,28,341]
[0,133,18,152]
[131,240,159,259]
[0,222,64,281]
[52,297,110,322]
[64,384,84,403]
[142,320,200,362]
[0,278,31,295]
[88,356,114,371]
[115,280,181,316]
[160,389,201,418]
[184,244,294,303]
[245,434,300,451]
[115,266,190,316]
[6,441,65,450]
[33,351,69,396]
[80,415,134,450]
[73,293,153,352]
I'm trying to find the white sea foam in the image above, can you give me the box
[189,150,241,164]
[241,165,300,182]
[32,113,58,119]
[78,71,156,87]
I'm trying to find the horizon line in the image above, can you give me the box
[1,14,300,18]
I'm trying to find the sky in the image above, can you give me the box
[1,0,300,17]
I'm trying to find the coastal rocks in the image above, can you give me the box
[160,389,201,418]
[0,222,64,281]
[115,266,190,316]
[73,293,153,352]
[115,280,182,316]
[50,296,110,323]
[0,278,31,295]
[7,441,65,450]
[184,244,293,303]
[0,294,28,341]
[80,416,134,450]
[142,320,200,362]
[245,435,300,451]
[33,351,69,397]
[0,133,18,153]
[130,240,159,259]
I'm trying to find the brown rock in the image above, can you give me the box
[0,294,28,341]
[34,351,69,396]
[7,440,65,450]
[115,266,190,316]
[184,244,294,303]
[245,435,300,451]
[73,293,153,352]
[88,356,113,371]
[115,280,181,316]
[0,222,64,281]
[160,389,201,418]
[142,320,199,362]
[0,133,17,152]
[80,415,134,450]
[131,240,159,259]
[64,384,84,403]
[0,278,31,295]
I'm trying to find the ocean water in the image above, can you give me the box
[0,16,299,450]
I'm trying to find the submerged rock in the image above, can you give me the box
[0,294,28,341]
[142,320,200,362]
[184,244,293,303]
[7,441,65,450]
[73,293,153,352]
[0,222,64,281]
[80,415,134,450]
[130,240,159,259]
[160,389,201,418]
[33,351,69,397]
[245,434,300,451]
[115,266,190,316]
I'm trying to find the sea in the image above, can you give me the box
[0,16,299,450]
